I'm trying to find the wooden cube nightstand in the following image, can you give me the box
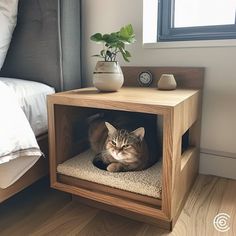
[47,67,204,230]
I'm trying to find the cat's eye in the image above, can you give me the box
[123,144,130,149]
[111,140,116,146]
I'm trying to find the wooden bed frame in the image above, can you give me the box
[0,134,49,203]
[0,0,81,202]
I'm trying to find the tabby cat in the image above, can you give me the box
[88,112,158,172]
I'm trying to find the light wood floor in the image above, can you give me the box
[0,175,235,236]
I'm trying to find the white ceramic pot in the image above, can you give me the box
[93,61,124,92]
[157,74,177,90]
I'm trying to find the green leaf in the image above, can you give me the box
[111,32,119,37]
[90,24,135,63]
[103,34,119,49]
[125,50,131,57]
[102,34,111,43]
[118,47,130,62]
[118,46,125,54]
[117,41,125,48]
[119,24,135,39]
[106,34,119,44]
[126,24,134,35]
[126,37,136,44]
[122,54,130,62]
[90,33,103,42]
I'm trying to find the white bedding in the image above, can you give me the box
[0,78,55,136]
[0,80,42,188]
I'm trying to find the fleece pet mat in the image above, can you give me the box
[57,149,162,199]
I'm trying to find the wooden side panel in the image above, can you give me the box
[54,105,91,164]
[161,109,174,219]
[161,93,199,219]
[58,174,162,208]
[122,66,204,89]
[52,181,168,222]
[73,196,172,230]
[48,98,57,185]
[170,92,201,223]
[181,92,200,134]
[47,99,93,185]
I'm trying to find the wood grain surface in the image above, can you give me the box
[49,87,199,109]
[121,66,204,90]
[0,175,235,236]
[47,85,202,228]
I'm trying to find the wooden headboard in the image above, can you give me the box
[122,66,204,90]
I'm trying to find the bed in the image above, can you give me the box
[0,0,81,202]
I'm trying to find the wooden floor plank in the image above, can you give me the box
[0,175,235,236]
[31,202,98,236]
[77,210,145,236]
[0,178,71,236]
[136,175,236,236]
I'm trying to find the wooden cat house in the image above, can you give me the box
[47,66,204,230]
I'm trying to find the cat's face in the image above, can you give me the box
[104,122,145,162]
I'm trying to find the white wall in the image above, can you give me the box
[81,0,236,178]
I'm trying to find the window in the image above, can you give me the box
[158,0,236,41]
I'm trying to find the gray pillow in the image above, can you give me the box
[0,0,81,92]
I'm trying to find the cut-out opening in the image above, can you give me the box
[54,105,163,166]
[180,122,198,171]
[181,129,190,154]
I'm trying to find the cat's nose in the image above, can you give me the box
[114,149,121,155]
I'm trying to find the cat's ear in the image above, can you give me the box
[105,122,117,135]
[132,127,145,140]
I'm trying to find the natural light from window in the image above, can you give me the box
[174,0,236,27]
[143,0,236,47]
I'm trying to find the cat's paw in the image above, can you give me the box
[107,163,123,172]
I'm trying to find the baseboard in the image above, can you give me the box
[199,151,236,180]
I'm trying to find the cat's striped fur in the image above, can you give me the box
[88,113,155,172]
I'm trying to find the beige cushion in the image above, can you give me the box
[57,149,162,199]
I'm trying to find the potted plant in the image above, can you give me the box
[90,24,136,91]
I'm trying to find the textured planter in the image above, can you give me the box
[157,74,177,90]
[93,61,124,92]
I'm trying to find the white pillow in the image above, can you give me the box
[0,0,19,70]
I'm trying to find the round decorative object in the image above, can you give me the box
[157,74,177,90]
[93,61,124,92]
[138,71,153,87]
